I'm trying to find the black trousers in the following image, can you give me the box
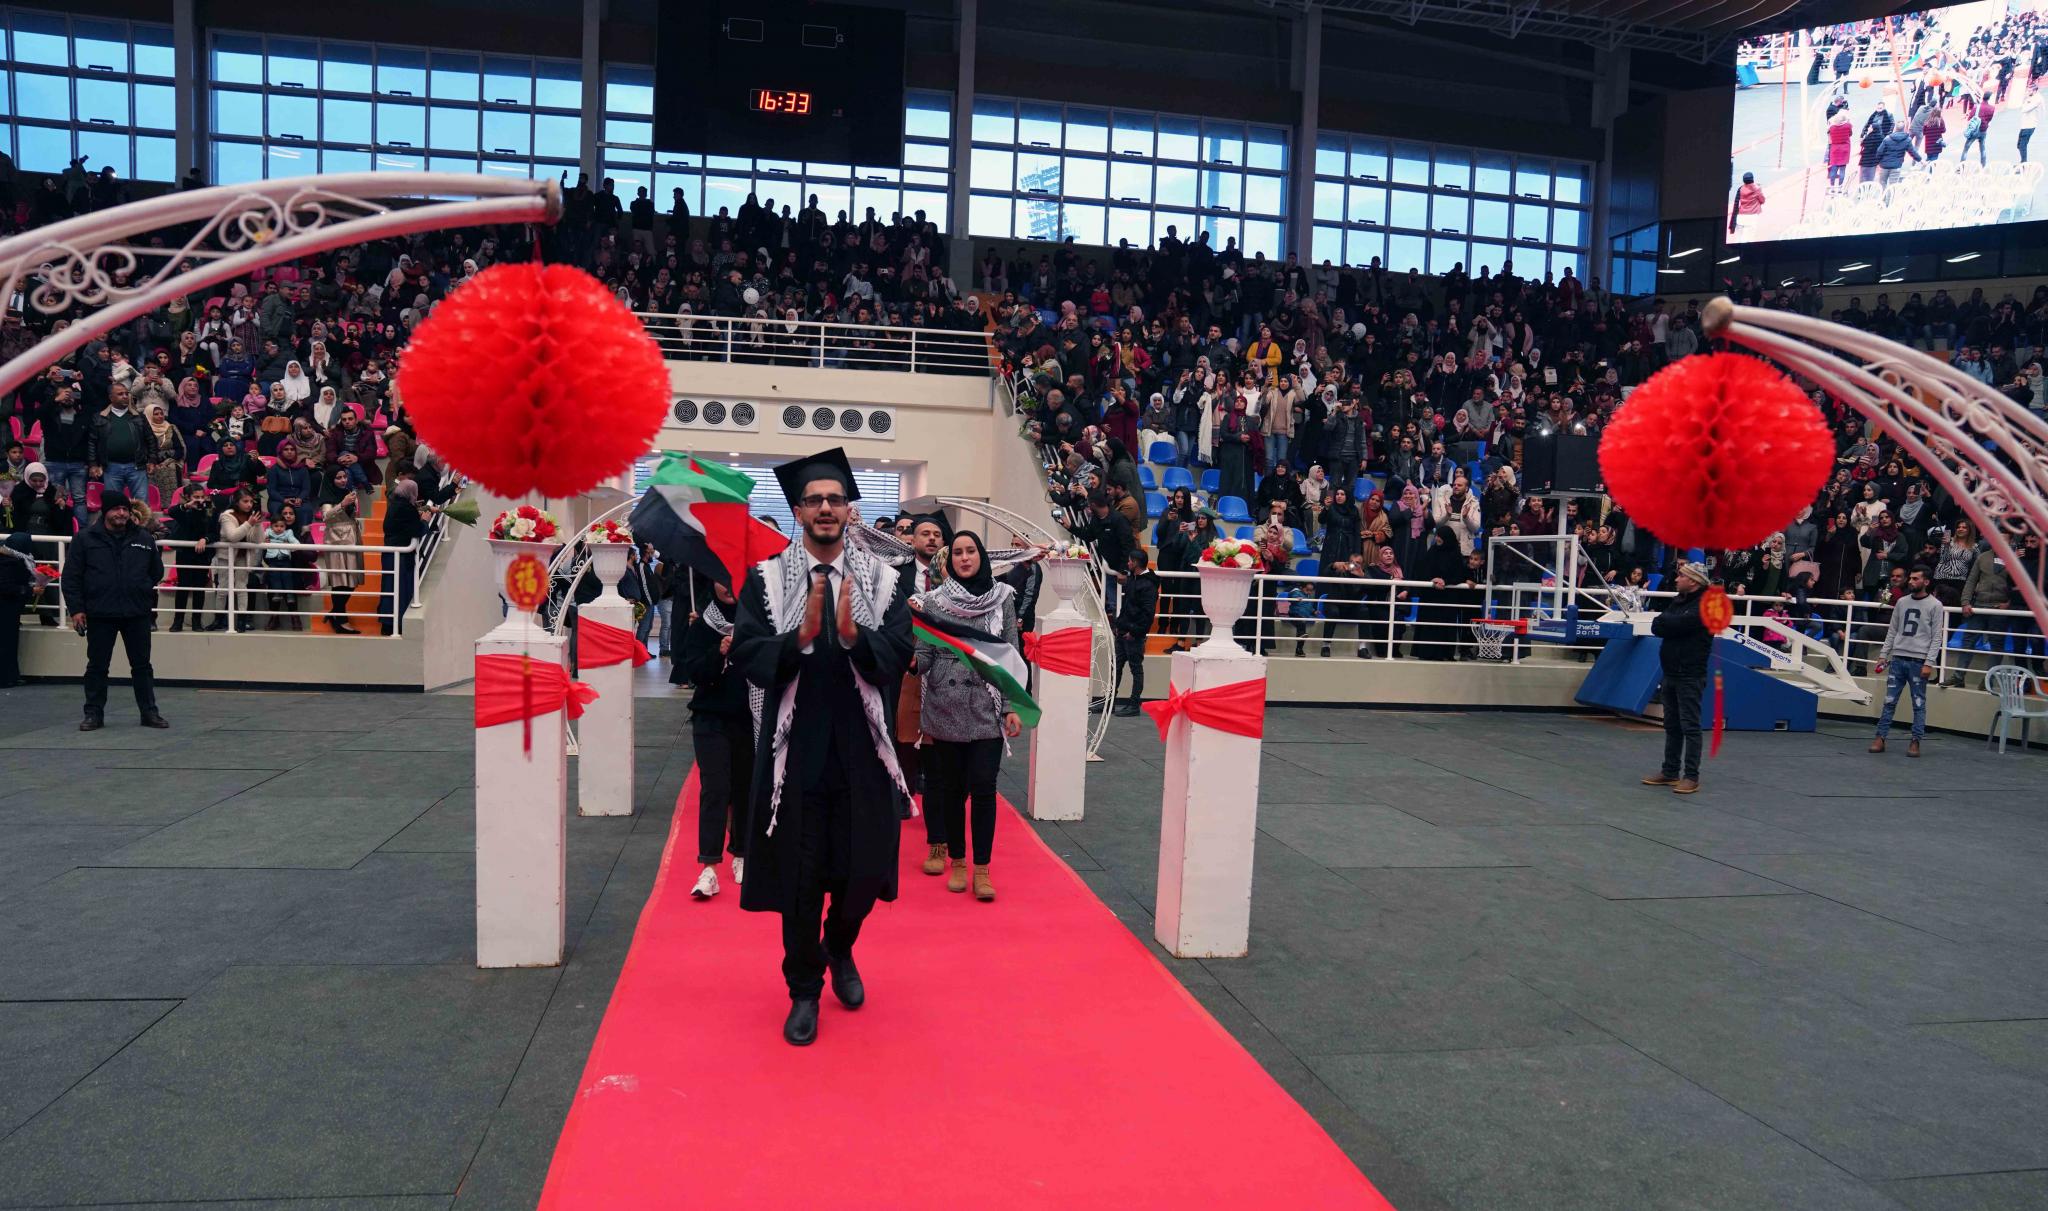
[692,713,753,864]
[0,594,20,683]
[380,550,416,635]
[781,776,878,1002]
[1114,633,1145,703]
[1660,672,1704,781]
[84,615,156,719]
[172,554,207,625]
[925,736,1002,865]
[896,739,941,844]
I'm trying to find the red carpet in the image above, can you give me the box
[539,766,1394,1210]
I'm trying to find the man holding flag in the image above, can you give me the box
[729,448,914,1047]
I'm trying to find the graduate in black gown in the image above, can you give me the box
[732,448,914,1046]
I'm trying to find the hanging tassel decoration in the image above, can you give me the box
[521,651,534,755]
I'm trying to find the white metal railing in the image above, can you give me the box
[632,311,996,376]
[1145,569,2047,690]
[24,534,423,636]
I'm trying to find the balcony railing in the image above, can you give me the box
[633,311,996,376]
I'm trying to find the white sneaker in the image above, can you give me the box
[690,866,720,899]
[731,856,745,886]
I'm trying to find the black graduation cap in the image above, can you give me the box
[771,447,860,508]
[893,495,952,544]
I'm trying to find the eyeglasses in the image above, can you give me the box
[798,494,849,510]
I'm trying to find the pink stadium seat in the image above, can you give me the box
[258,455,278,468]
[85,482,103,511]
[308,521,327,544]
[146,484,162,509]
[195,454,218,478]
[8,414,40,457]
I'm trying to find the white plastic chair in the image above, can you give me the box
[1984,664,2048,753]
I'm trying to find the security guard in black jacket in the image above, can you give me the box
[1111,548,1159,717]
[59,490,167,730]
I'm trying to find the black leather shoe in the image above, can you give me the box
[783,998,819,1046]
[1112,703,1142,717]
[140,714,170,729]
[78,716,103,732]
[826,951,865,1009]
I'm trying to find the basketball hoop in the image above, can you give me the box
[1472,617,1528,661]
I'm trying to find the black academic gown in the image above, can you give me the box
[731,562,913,916]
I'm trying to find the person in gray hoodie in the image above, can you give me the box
[1946,545,2015,688]
[1871,565,1945,757]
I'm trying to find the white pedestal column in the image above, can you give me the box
[1027,602,1092,822]
[1155,567,1266,959]
[475,625,569,969]
[577,544,635,818]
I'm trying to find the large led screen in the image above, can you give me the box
[1730,2,2047,242]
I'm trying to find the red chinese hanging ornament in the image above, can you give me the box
[503,553,550,753]
[1599,353,1834,551]
[1699,586,1734,757]
[396,264,670,498]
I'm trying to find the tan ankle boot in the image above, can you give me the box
[973,865,995,901]
[922,843,947,876]
[946,859,968,893]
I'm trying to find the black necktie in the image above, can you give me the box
[814,564,835,641]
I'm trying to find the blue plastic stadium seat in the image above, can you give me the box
[1200,469,1221,494]
[1145,490,1167,518]
[1147,440,1179,466]
[1161,467,1195,493]
[1296,558,1321,577]
[1291,527,1309,556]
[1644,573,1663,591]
[1218,495,1253,523]
[1352,477,1377,499]
[1233,525,1256,541]
[1139,465,1158,490]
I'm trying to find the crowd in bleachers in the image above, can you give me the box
[1002,237,2043,679]
[2,160,2043,692]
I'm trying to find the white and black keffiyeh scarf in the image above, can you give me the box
[748,543,910,835]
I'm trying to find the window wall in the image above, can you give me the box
[966,98,1287,259]
[601,67,952,229]
[0,7,175,181]
[207,32,581,184]
[1310,132,1590,282]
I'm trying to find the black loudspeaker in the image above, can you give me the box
[1523,432,1603,495]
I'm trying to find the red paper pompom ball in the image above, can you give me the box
[1599,353,1834,551]
[396,264,669,498]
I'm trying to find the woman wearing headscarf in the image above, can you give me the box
[278,360,312,411]
[1299,464,1328,537]
[1253,462,1303,529]
[1358,489,1392,565]
[267,439,314,524]
[1102,438,1144,503]
[912,530,1023,901]
[1412,523,1472,661]
[1815,509,1862,599]
[212,486,265,631]
[1215,387,1256,502]
[1176,512,1220,647]
[1859,509,1908,592]
[206,437,262,493]
[305,341,347,396]
[169,377,214,467]
[1386,481,1431,572]
[143,403,185,504]
[1360,545,1411,658]
[1320,485,1362,569]
[287,417,326,472]
[314,386,351,431]
[1781,504,1820,566]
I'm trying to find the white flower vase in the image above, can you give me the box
[585,542,630,605]
[1042,556,1093,617]
[487,537,560,641]
[1196,565,1258,656]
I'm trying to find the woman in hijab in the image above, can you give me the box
[1154,498,1194,649]
[279,360,312,410]
[1816,509,1861,599]
[1299,464,1328,537]
[1215,390,1256,503]
[1412,523,1472,662]
[1320,486,1362,569]
[207,437,261,493]
[213,486,265,631]
[1386,481,1431,572]
[287,417,326,471]
[144,403,185,503]
[1103,438,1144,503]
[1782,504,1819,565]
[313,386,350,430]
[911,530,1023,901]
[1860,509,1907,591]
[1176,513,1220,647]
[1359,545,1411,658]
[1358,489,1391,566]
[168,376,213,466]
[259,383,295,454]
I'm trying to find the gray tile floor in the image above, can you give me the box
[3,678,2045,1210]
[1007,708,2048,1211]
[0,682,690,1211]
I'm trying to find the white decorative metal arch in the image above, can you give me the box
[0,172,560,398]
[1702,298,2048,641]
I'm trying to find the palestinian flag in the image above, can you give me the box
[629,453,789,589]
[910,607,1041,728]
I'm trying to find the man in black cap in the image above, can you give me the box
[59,489,168,731]
[731,448,913,1046]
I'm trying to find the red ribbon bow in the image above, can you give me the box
[1021,626,1093,678]
[1140,677,1267,743]
[578,616,651,669]
[475,653,599,732]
